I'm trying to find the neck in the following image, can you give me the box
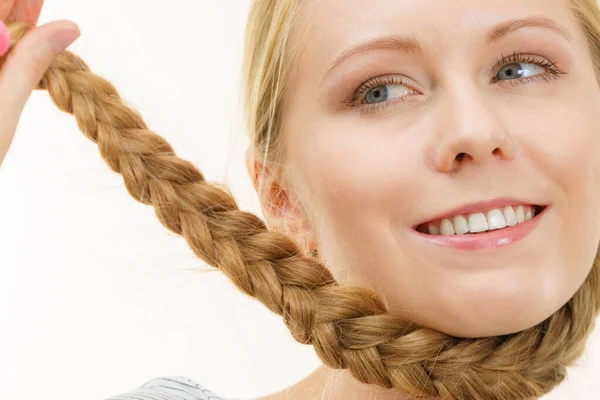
[256,364,440,400]
[256,365,543,400]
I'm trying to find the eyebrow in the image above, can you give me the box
[485,16,572,44]
[325,16,572,79]
[326,35,422,76]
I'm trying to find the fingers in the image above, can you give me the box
[0,1,16,21]
[7,0,44,26]
[0,19,78,167]
[0,20,79,116]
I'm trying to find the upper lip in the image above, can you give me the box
[415,197,547,227]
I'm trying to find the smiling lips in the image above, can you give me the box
[409,195,551,250]
[417,204,544,236]
[412,198,549,250]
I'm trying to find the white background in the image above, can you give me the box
[0,1,598,399]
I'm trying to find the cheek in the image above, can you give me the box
[291,112,429,201]
[521,95,600,217]
[498,78,600,217]
[508,92,600,294]
[287,118,423,277]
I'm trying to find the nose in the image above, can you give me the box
[431,83,516,173]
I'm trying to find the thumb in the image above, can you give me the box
[0,20,80,112]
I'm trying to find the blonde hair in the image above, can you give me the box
[6,0,600,398]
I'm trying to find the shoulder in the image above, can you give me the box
[106,376,223,400]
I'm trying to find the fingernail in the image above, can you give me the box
[51,26,80,52]
[0,21,9,56]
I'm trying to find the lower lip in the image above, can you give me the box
[413,207,548,251]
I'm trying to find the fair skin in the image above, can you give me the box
[252,0,600,398]
[2,1,598,399]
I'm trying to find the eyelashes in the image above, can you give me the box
[343,75,417,114]
[343,52,567,116]
[491,52,567,85]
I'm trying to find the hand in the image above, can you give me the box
[0,0,80,166]
[3,0,44,26]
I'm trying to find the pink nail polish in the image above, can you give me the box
[0,21,9,56]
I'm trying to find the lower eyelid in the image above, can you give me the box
[359,92,418,115]
[494,72,563,87]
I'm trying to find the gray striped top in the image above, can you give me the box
[106,377,223,400]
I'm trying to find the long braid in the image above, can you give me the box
[7,23,600,400]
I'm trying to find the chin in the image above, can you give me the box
[425,270,589,338]
[438,303,565,339]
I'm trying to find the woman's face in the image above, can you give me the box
[277,0,600,337]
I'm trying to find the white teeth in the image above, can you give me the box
[425,205,539,235]
[516,205,525,224]
[468,213,488,233]
[504,206,517,227]
[428,223,440,235]
[453,215,469,235]
[440,218,455,236]
[487,209,507,231]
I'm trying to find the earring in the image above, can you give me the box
[310,248,319,258]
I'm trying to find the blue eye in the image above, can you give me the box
[497,63,545,81]
[364,84,412,104]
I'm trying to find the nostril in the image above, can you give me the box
[456,153,466,162]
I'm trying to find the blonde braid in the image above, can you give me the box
[7,23,600,400]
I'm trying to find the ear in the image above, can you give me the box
[246,148,319,256]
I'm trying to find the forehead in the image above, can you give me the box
[295,0,580,65]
